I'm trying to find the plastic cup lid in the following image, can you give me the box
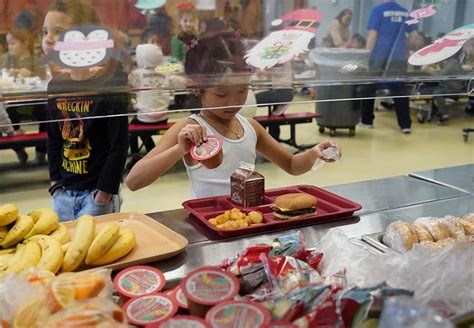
[181,266,239,305]
[150,315,210,328]
[123,294,178,326]
[190,135,222,161]
[114,265,165,299]
[205,300,271,328]
[173,285,189,309]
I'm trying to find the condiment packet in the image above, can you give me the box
[312,147,341,171]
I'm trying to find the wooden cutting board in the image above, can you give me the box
[63,212,188,271]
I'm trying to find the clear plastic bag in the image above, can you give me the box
[312,147,341,171]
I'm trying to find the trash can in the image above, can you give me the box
[309,48,370,136]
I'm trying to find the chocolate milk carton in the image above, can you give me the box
[231,162,265,207]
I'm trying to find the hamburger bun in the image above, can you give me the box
[411,223,433,243]
[383,221,419,252]
[272,193,317,220]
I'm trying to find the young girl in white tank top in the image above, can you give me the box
[126,31,342,199]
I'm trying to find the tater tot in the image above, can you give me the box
[209,218,217,226]
[248,211,263,224]
[215,214,227,224]
[224,210,231,221]
[230,211,245,221]
[236,220,249,228]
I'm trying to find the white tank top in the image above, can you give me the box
[184,113,257,198]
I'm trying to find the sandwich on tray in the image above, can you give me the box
[272,193,317,220]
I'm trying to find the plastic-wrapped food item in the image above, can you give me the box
[151,315,210,328]
[260,254,322,296]
[269,232,306,260]
[114,266,165,300]
[181,266,240,317]
[339,283,414,328]
[411,223,434,243]
[458,218,474,235]
[383,221,418,252]
[439,217,466,240]
[42,298,127,328]
[419,238,456,251]
[123,293,178,326]
[205,300,271,328]
[414,218,451,242]
[224,245,272,294]
[268,321,298,328]
[379,296,453,328]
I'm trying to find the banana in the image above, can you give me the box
[62,241,71,254]
[49,223,71,244]
[0,204,18,226]
[7,241,41,273]
[0,247,16,255]
[62,215,95,272]
[25,209,59,239]
[29,235,63,274]
[89,228,136,266]
[0,253,13,271]
[1,215,34,248]
[85,222,120,265]
[0,226,7,244]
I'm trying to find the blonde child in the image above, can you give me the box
[171,2,196,62]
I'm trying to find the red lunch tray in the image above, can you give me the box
[182,185,362,238]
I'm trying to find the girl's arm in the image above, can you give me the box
[249,119,341,176]
[125,119,207,191]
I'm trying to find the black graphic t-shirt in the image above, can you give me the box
[47,74,129,194]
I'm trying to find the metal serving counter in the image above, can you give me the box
[409,164,474,195]
[145,175,473,283]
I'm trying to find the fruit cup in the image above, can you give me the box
[114,266,165,302]
[190,135,223,169]
[180,266,239,318]
[205,300,271,328]
[123,293,177,327]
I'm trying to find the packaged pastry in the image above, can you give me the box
[147,315,210,328]
[180,266,240,317]
[190,135,223,169]
[205,300,271,328]
[411,223,433,243]
[114,266,165,300]
[419,238,455,251]
[383,221,418,252]
[123,294,178,326]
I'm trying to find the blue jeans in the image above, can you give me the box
[52,189,122,222]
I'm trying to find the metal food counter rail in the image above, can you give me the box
[146,174,473,284]
[409,164,474,195]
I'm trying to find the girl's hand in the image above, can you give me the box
[177,124,208,156]
[313,140,342,162]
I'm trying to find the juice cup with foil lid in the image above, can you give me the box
[205,300,271,328]
[114,266,166,300]
[124,293,178,326]
[190,135,223,169]
[147,315,210,328]
[181,266,239,317]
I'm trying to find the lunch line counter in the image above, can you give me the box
[142,164,474,284]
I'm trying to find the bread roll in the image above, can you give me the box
[439,217,466,240]
[419,238,455,251]
[414,218,450,242]
[458,218,474,235]
[411,223,433,243]
[384,221,419,252]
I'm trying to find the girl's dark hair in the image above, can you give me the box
[178,31,249,84]
[7,29,35,55]
[336,9,352,23]
[49,0,100,25]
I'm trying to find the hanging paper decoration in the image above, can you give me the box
[42,25,120,69]
[135,0,166,15]
[409,24,474,66]
[245,9,322,70]
[406,5,437,25]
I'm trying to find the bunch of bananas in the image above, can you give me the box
[0,204,136,275]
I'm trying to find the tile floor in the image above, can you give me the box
[1,95,473,214]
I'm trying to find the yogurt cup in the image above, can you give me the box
[180,266,239,317]
[190,135,223,169]
[114,266,165,300]
[124,293,178,326]
[205,300,271,328]
[147,315,210,328]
